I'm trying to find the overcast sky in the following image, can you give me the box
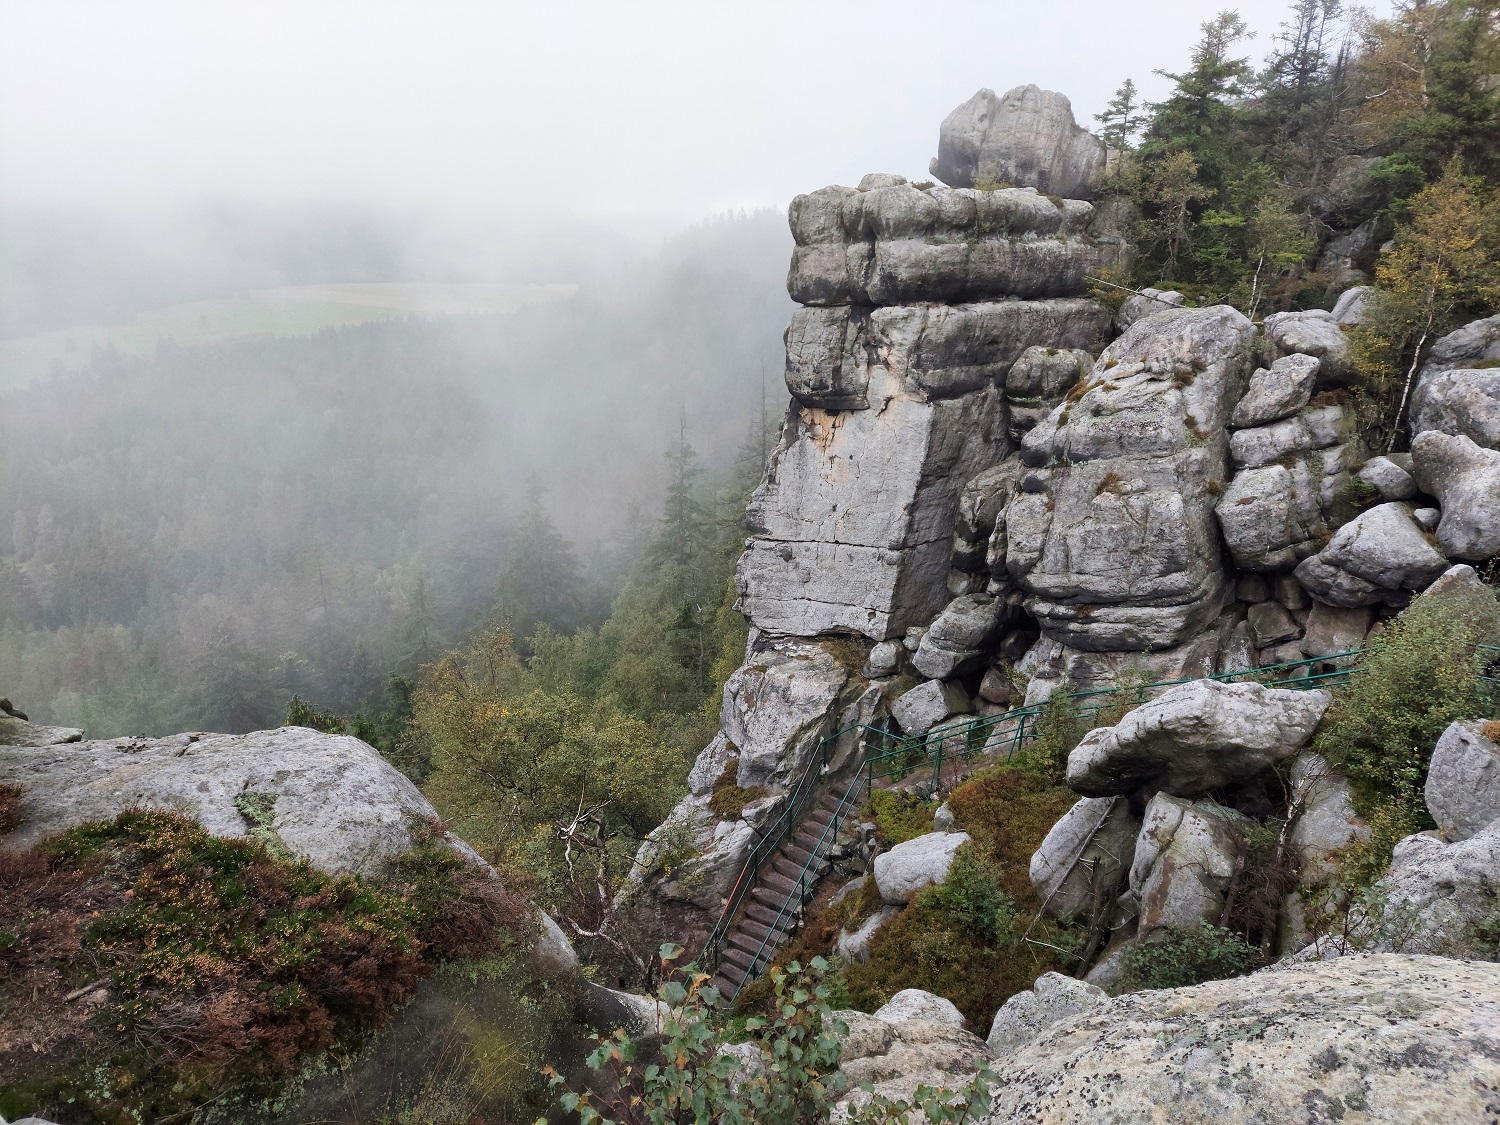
[1,0,1383,226]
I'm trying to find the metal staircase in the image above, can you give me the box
[702,650,1369,1000]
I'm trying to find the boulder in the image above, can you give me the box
[1129,793,1254,938]
[976,666,1014,705]
[863,639,904,679]
[1007,306,1255,652]
[951,460,1024,574]
[1228,403,1349,468]
[1299,601,1372,657]
[720,639,849,790]
[1246,600,1299,647]
[1066,678,1330,798]
[835,906,900,964]
[986,972,1104,1054]
[832,1010,991,1113]
[1263,308,1351,380]
[0,727,481,878]
[1114,287,1186,332]
[1355,454,1417,500]
[1293,502,1450,607]
[1005,345,1093,436]
[978,955,1500,1124]
[1420,561,1490,600]
[1280,752,1368,953]
[1411,430,1500,561]
[873,830,970,905]
[1409,366,1500,448]
[873,988,966,1028]
[1215,443,1361,571]
[1331,284,1375,326]
[912,593,1008,679]
[891,678,972,736]
[1423,312,1500,372]
[1028,795,1139,924]
[1425,719,1500,841]
[1229,353,1319,428]
[929,85,1107,199]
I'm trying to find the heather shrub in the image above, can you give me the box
[1114,922,1258,993]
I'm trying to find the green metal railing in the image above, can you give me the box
[705,641,1493,996]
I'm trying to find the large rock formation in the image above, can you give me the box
[929,86,1107,199]
[979,955,1500,1124]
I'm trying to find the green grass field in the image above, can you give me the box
[0,282,577,389]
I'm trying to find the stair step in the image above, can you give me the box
[745,902,783,928]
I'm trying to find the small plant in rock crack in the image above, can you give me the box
[544,947,997,1124]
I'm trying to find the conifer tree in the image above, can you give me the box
[1096,78,1144,148]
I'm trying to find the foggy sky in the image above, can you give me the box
[1,0,1387,228]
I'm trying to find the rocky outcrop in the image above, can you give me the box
[873,830,970,905]
[1353,818,1500,959]
[1229,353,1320,428]
[1410,365,1500,448]
[1005,345,1093,436]
[891,678,972,735]
[985,972,1104,1054]
[912,593,1008,678]
[1114,287,1185,331]
[1331,284,1374,325]
[0,726,479,877]
[873,988,966,1028]
[1294,501,1450,606]
[1423,312,1500,372]
[980,955,1500,1124]
[832,1009,991,1113]
[1065,678,1329,798]
[1280,752,1368,953]
[1411,430,1500,561]
[1425,719,1500,841]
[1263,309,1351,380]
[1028,795,1139,923]
[1129,793,1254,938]
[1005,305,1255,653]
[0,715,83,747]
[929,86,1107,199]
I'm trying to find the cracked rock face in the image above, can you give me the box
[1067,678,1330,798]
[979,954,1500,1124]
[1028,795,1139,924]
[0,727,479,878]
[1411,430,1500,562]
[1229,353,1320,428]
[1410,365,1500,448]
[929,85,1107,200]
[1424,719,1500,842]
[1129,793,1255,936]
[1293,501,1451,606]
[1004,305,1254,652]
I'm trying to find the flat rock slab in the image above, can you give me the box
[979,954,1500,1124]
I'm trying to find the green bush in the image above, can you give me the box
[1314,581,1500,887]
[1114,922,1259,993]
[867,789,936,845]
[550,949,997,1124]
[922,847,1018,944]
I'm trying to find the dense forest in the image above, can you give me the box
[0,210,789,736]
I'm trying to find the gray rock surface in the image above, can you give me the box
[929,85,1107,199]
[721,639,850,790]
[1355,454,1418,500]
[873,830,970,905]
[890,678,972,736]
[951,460,1024,576]
[1263,308,1351,380]
[1114,288,1185,332]
[1215,443,1361,571]
[0,727,479,878]
[1066,678,1330,798]
[787,182,1117,306]
[1029,796,1139,924]
[978,955,1500,1124]
[784,299,1109,409]
[1411,430,1500,561]
[1299,601,1372,656]
[1005,345,1093,436]
[832,1010,991,1115]
[1229,353,1319,428]
[1423,312,1500,372]
[986,972,1104,1054]
[1130,793,1253,937]
[873,988,966,1028]
[1425,719,1500,841]
[0,716,83,747]
[1246,600,1299,647]
[1410,365,1500,447]
[1228,403,1349,468]
[863,639,904,679]
[835,906,900,964]
[1331,284,1375,326]
[1293,502,1450,606]
[1007,306,1255,652]
[912,593,1008,679]
[1280,752,1368,953]
[739,382,1009,640]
